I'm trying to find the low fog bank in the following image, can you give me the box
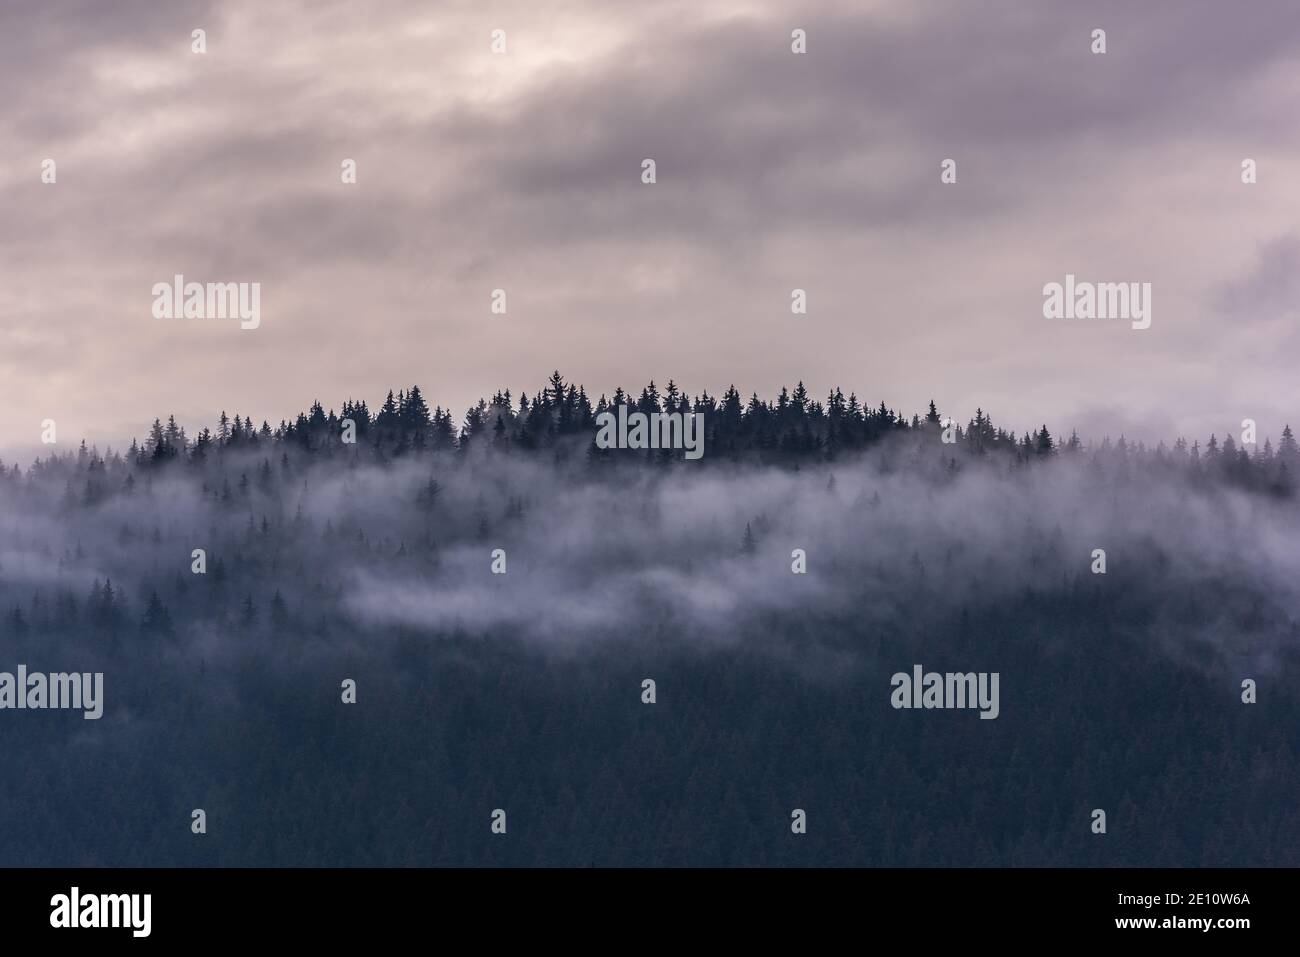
[0,429,1295,673]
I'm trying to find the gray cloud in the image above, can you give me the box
[2,0,1298,456]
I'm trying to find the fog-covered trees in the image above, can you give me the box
[0,373,1297,866]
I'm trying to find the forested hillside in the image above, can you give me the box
[1,373,1297,866]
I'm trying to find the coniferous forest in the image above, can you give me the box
[1,372,1298,866]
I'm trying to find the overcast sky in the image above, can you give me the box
[2,0,1298,461]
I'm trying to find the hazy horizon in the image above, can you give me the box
[2,373,1296,470]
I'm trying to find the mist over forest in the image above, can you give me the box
[1,373,1297,866]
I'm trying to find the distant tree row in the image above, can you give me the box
[2,371,1296,497]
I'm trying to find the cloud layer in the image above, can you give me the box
[3,0,1299,457]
